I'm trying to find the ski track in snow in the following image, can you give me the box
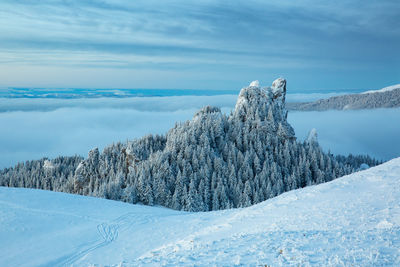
[1,158,400,266]
[52,212,157,266]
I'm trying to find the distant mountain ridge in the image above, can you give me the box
[287,84,400,111]
[362,84,400,94]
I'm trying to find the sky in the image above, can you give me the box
[0,0,399,91]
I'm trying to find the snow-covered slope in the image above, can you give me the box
[1,158,400,266]
[287,83,400,111]
[362,84,400,94]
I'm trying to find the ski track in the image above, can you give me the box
[51,212,153,266]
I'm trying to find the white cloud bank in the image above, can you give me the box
[0,96,399,168]
[288,108,400,161]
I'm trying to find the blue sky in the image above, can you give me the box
[0,0,398,91]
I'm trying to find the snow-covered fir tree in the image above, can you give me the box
[0,78,381,211]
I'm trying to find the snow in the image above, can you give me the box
[1,158,400,266]
[271,77,286,96]
[306,128,318,144]
[249,80,260,87]
[234,92,248,111]
[361,84,400,94]
[75,161,84,173]
[43,159,54,170]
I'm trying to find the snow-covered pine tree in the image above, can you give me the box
[0,78,382,211]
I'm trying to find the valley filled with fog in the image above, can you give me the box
[1,93,399,169]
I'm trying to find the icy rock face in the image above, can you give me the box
[234,78,295,139]
[271,77,287,103]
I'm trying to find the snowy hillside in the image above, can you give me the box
[1,158,400,266]
[362,84,400,94]
[287,83,400,111]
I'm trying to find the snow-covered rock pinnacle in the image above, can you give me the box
[249,80,260,88]
[234,77,295,139]
[271,77,286,103]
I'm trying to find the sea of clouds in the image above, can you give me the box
[1,95,399,168]
[288,109,400,161]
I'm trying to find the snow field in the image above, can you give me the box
[1,157,400,266]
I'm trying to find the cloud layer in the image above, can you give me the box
[288,108,400,161]
[1,96,399,168]
[0,0,398,90]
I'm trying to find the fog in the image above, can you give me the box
[0,92,339,113]
[1,96,399,168]
[288,109,400,161]
[0,95,237,113]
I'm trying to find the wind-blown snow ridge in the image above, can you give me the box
[1,157,399,266]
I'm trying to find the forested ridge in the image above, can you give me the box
[287,86,400,111]
[0,78,380,211]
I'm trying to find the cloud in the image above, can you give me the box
[0,0,398,90]
[0,108,192,168]
[0,95,238,112]
[0,96,399,168]
[0,96,235,168]
[288,108,400,161]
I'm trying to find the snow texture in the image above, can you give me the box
[306,128,318,144]
[287,84,400,111]
[271,77,287,102]
[1,157,400,266]
[234,77,294,139]
[249,80,260,87]
[43,160,54,170]
[362,84,400,94]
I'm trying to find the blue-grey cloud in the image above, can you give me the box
[0,0,398,90]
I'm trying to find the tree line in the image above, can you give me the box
[0,81,381,211]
